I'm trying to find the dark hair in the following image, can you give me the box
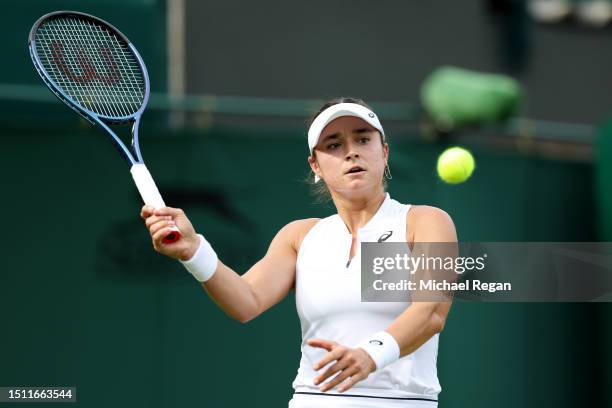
[310,96,374,123]
[306,97,387,204]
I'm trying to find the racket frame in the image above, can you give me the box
[28,10,150,166]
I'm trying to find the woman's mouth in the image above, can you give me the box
[345,166,366,175]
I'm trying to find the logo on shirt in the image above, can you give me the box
[377,231,393,242]
[369,340,383,346]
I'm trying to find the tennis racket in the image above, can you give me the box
[28,10,180,244]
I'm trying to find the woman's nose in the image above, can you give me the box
[345,151,359,160]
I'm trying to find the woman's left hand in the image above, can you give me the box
[307,338,376,393]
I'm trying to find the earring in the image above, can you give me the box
[384,163,392,180]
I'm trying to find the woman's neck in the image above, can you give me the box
[332,189,386,235]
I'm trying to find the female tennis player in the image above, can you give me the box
[141,97,456,408]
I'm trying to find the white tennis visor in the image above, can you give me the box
[308,103,385,154]
[307,102,386,182]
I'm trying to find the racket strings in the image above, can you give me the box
[34,16,145,119]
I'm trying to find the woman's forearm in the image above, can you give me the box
[200,260,260,323]
[386,302,447,357]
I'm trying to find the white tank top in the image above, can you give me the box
[292,193,441,402]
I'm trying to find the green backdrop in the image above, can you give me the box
[2,1,610,407]
[0,120,609,407]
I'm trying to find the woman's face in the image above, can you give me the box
[308,116,388,195]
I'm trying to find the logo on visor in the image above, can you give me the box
[368,112,375,118]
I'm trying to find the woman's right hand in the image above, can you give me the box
[140,205,200,261]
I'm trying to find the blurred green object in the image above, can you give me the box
[421,66,523,131]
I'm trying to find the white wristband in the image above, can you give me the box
[357,331,400,370]
[180,234,219,282]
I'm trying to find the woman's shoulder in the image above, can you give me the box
[407,205,456,243]
[284,218,321,232]
[408,205,453,223]
[278,218,322,250]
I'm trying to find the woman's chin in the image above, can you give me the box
[334,179,379,195]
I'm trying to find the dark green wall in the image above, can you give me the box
[3,1,610,407]
[0,122,609,407]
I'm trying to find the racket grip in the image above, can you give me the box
[130,163,182,244]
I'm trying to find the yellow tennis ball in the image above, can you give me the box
[437,147,475,184]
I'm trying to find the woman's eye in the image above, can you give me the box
[327,143,341,150]
[359,137,370,144]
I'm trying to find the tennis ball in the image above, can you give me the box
[436,147,475,184]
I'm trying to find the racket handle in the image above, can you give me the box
[162,226,182,244]
[130,163,182,244]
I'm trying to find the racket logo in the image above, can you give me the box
[51,41,121,85]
